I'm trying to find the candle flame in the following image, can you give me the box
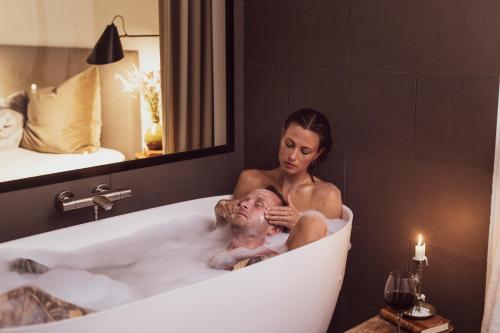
[417,234,423,246]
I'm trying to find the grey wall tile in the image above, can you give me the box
[234,62,245,154]
[0,175,110,242]
[350,0,500,75]
[290,68,415,157]
[350,0,418,72]
[422,245,486,333]
[345,72,415,157]
[343,227,410,306]
[340,298,379,332]
[415,0,500,75]
[244,132,280,170]
[245,0,349,68]
[348,150,491,260]
[234,0,245,65]
[415,74,498,171]
[245,64,289,136]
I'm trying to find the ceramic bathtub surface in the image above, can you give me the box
[0,195,353,333]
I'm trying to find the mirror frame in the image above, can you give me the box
[0,0,234,193]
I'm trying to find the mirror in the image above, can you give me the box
[0,0,233,192]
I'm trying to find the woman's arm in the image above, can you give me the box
[285,184,342,250]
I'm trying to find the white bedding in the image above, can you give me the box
[0,147,125,182]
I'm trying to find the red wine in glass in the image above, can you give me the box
[384,271,417,333]
[385,291,417,312]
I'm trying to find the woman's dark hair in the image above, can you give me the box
[283,108,332,180]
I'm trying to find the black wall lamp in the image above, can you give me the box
[87,15,160,65]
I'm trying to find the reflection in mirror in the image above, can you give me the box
[0,0,228,184]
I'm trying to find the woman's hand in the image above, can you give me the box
[264,194,301,230]
[214,199,238,227]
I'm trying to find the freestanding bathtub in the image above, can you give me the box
[0,194,353,333]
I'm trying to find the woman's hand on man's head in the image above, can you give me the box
[214,199,239,228]
[264,193,301,231]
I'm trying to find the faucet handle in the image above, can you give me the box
[93,184,111,193]
[55,191,75,211]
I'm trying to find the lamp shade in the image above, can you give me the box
[86,23,124,65]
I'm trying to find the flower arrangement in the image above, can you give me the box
[115,65,161,123]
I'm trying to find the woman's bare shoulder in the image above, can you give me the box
[233,169,276,199]
[238,169,269,185]
[311,180,343,218]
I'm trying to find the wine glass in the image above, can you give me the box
[384,270,417,333]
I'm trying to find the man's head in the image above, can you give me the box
[229,188,286,250]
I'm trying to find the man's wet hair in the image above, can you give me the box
[264,186,288,207]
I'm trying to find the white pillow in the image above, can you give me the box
[0,91,28,117]
[0,108,24,149]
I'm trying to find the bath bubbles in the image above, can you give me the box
[0,215,232,311]
[0,214,347,312]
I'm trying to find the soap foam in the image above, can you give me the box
[0,214,347,312]
[0,216,232,311]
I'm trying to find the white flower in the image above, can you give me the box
[115,65,161,120]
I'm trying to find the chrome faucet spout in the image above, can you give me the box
[92,195,114,211]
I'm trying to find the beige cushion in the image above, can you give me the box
[21,66,101,153]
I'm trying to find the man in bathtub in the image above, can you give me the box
[209,186,320,270]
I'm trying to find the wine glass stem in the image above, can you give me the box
[397,313,402,333]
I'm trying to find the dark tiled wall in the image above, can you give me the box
[244,0,498,332]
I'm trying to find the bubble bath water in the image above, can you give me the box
[0,216,232,311]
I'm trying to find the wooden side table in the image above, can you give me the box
[344,315,454,332]
[134,149,163,159]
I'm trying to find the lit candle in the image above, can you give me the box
[415,234,426,261]
[30,83,37,92]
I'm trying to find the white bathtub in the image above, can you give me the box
[0,195,353,333]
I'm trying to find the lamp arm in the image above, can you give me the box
[111,15,128,36]
[111,14,159,38]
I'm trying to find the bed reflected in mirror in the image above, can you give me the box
[0,0,230,185]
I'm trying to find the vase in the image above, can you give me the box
[145,121,163,151]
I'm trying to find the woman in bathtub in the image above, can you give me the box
[234,108,342,250]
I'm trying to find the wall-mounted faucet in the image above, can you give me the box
[93,195,114,211]
[55,184,132,220]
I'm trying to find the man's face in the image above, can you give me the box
[232,189,282,233]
